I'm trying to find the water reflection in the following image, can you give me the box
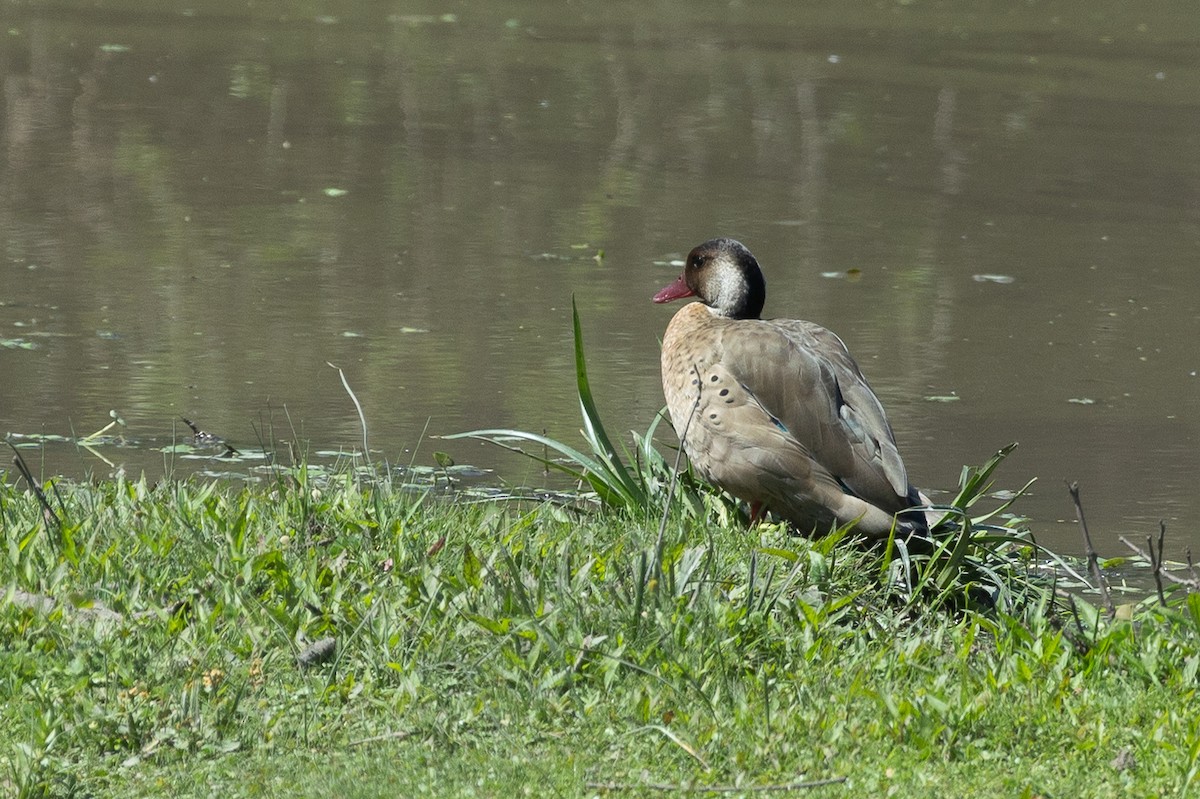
[1,2,1198,556]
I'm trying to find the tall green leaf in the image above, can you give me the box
[570,297,646,509]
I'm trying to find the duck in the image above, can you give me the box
[653,237,929,539]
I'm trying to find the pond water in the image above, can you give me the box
[2,1,1198,558]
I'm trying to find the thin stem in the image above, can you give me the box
[1067,481,1112,616]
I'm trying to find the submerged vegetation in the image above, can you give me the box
[2,309,1199,797]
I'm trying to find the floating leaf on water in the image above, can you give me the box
[569,243,590,250]
[323,188,347,198]
[7,432,71,443]
[99,44,130,53]
[96,330,121,340]
[398,326,429,334]
[924,394,960,403]
[1068,397,1096,405]
[341,331,364,338]
[973,274,1015,284]
[820,268,862,281]
[446,464,488,476]
[433,451,455,468]
[504,18,522,29]
[0,337,36,349]
[310,449,365,460]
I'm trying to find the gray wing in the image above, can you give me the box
[721,319,913,513]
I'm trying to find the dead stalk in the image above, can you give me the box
[9,444,61,532]
[1119,531,1200,594]
[1067,481,1113,616]
[585,776,847,793]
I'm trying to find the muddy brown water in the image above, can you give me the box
[2,2,1198,559]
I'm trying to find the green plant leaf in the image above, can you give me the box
[463,543,482,589]
[571,296,647,509]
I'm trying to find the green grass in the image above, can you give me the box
[2,465,1199,798]
[3,301,1198,796]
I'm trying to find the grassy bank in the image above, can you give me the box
[2,464,1198,798]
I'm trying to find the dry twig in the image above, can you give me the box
[1151,521,1168,606]
[586,776,847,793]
[1067,482,1113,615]
[9,444,61,531]
[1119,534,1200,593]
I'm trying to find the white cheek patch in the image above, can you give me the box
[709,261,746,316]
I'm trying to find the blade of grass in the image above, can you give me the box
[571,296,646,508]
